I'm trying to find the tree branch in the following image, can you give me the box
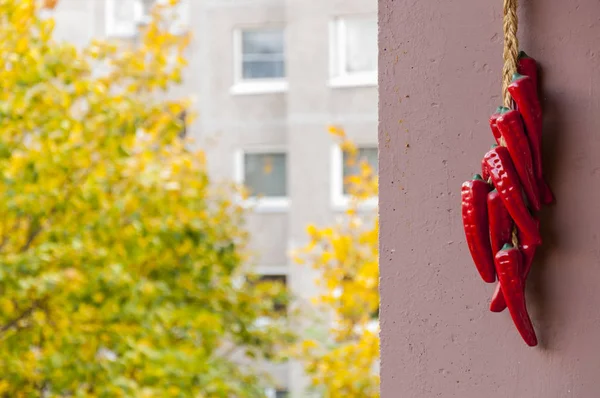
[0,300,41,335]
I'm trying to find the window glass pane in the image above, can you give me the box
[275,390,289,398]
[241,29,285,79]
[244,153,287,197]
[345,18,377,74]
[342,147,378,195]
[242,60,285,79]
[242,29,283,54]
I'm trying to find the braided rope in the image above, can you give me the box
[502,0,519,108]
[501,0,520,247]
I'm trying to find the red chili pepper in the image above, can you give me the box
[490,280,506,312]
[508,73,555,206]
[482,146,541,245]
[483,107,510,181]
[489,106,507,145]
[519,218,540,280]
[494,243,538,347]
[490,219,539,312]
[481,157,490,182]
[487,189,513,254]
[496,108,541,211]
[488,188,515,314]
[517,53,555,205]
[461,174,495,283]
[517,51,538,91]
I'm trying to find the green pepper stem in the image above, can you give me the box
[518,50,530,59]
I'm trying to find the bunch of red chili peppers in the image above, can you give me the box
[461,52,553,347]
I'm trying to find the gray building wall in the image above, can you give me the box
[52,0,377,396]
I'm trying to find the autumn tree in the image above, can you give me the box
[294,127,380,397]
[0,0,291,396]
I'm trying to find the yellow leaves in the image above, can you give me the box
[328,125,346,138]
[295,131,379,397]
[306,223,319,239]
[300,334,380,397]
[340,140,358,159]
[319,251,333,264]
[14,1,35,22]
[92,292,104,303]
[301,339,318,351]
[39,18,55,42]
[290,250,305,265]
[0,380,10,394]
[0,299,15,315]
[0,0,295,394]
[92,81,107,95]
[262,155,273,175]
[164,181,180,191]
[332,236,351,263]
[15,36,29,53]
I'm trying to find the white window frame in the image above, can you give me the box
[231,27,288,95]
[255,265,289,276]
[329,16,378,88]
[105,0,189,38]
[234,148,290,212]
[330,144,378,210]
[105,0,139,38]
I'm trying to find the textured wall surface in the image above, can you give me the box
[379,0,600,396]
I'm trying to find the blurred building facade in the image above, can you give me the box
[52,0,377,396]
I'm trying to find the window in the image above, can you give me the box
[276,391,289,398]
[244,153,287,197]
[105,0,189,38]
[331,145,378,209]
[330,16,378,87]
[241,30,285,80]
[234,150,289,211]
[265,388,289,398]
[342,147,378,195]
[252,272,288,329]
[258,275,287,313]
[232,28,287,94]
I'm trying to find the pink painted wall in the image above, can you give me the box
[379,0,600,396]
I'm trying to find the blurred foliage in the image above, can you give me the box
[293,127,379,397]
[0,0,293,396]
